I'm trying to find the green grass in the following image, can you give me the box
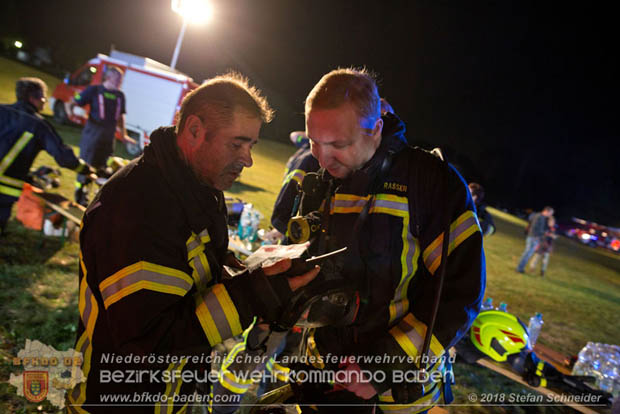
[1,58,619,414]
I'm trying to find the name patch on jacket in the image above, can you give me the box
[383,182,407,193]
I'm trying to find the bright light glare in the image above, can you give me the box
[172,0,212,24]
[14,41,23,48]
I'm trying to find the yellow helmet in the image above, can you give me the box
[470,310,531,361]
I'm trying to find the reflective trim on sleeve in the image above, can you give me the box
[98,261,193,309]
[282,168,306,186]
[389,313,445,361]
[155,359,188,414]
[219,370,254,394]
[0,131,34,175]
[186,230,213,294]
[194,284,242,347]
[422,210,481,275]
[67,331,93,412]
[0,183,22,198]
[266,357,291,382]
[78,252,99,340]
[378,382,442,413]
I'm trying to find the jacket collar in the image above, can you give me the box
[143,126,228,249]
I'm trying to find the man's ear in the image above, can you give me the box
[372,117,383,141]
[184,114,205,145]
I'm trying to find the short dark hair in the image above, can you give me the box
[16,77,47,102]
[176,72,274,135]
[305,67,380,129]
[104,66,124,80]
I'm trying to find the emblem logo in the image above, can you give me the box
[23,371,48,403]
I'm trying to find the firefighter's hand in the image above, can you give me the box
[262,258,320,291]
[224,251,245,270]
[75,160,97,176]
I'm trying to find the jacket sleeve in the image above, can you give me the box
[74,85,95,106]
[37,119,81,170]
[82,183,249,357]
[357,159,485,393]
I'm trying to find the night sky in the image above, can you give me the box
[3,0,618,225]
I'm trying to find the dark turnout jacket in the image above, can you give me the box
[67,127,256,413]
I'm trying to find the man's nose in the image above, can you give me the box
[240,147,253,167]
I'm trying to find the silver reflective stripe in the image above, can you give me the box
[372,198,408,212]
[332,197,369,209]
[81,285,93,328]
[201,288,233,342]
[100,270,192,303]
[398,317,427,356]
[425,215,478,268]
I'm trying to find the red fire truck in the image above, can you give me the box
[50,50,198,155]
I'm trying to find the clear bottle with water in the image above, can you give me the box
[249,211,261,242]
[480,297,493,311]
[496,302,507,312]
[238,204,253,240]
[527,312,543,347]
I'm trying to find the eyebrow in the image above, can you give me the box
[234,136,258,144]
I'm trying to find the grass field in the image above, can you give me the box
[1,58,618,413]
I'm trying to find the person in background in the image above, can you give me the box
[70,66,135,206]
[517,206,554,273]
[0,77,94,235]
[468,182,495,236]
[529,215,557,276]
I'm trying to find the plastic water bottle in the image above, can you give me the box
[496,302,507,312]
[249,211,261,242]
[480,298,494,311]
[572,342,594,376]
[527,312,544,346]
[238,204,252,240]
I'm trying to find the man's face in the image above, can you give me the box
[306,104,382,178]
[28,90,46,112]
[188,110,261,190]
[105,72,122,90]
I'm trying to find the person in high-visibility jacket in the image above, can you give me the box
[66,73,320,414]
[294,68,485,412]
[0,77,94,235]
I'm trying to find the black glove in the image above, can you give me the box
[224,266,296,329]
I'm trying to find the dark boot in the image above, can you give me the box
[74,185,89,207]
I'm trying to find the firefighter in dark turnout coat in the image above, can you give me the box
[66,74,320,414]
[0,77,93,234]
[298,69,485,412]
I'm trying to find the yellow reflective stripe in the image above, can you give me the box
[422,210,480,275]
[282,168,306,186]
[195,284,242,346]
[0,174,25,188]
[305,329,325,369]
[176,403,189,414]
[99,261,193,309]
[78,251,99,340]
[0,183,22,197]
[67,331,93,411]
[389,313,445,361]
[331,193,408,216]
[268,359,290,382]
[0,131,34,175]
[389,207,420,324]
[404,313,444,359]
[540,378,547,387]
[378,383,442,413]
[222,341,247,370]
[155,359,188,414]
[219,370,254,394]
